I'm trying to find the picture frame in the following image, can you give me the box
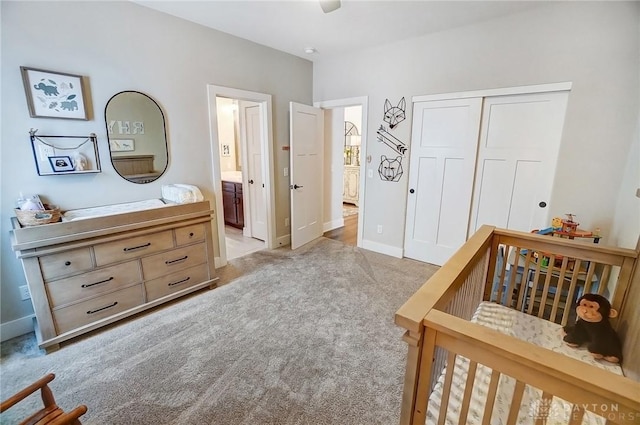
[110,139,135,152]
[20,66,89,120]
[48,156,75,172]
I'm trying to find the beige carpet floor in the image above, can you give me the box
[0,238,437,424]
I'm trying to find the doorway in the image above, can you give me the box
[315,97,368,248]
[207,85,276,267]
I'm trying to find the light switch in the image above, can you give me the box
[284,167,289,177]
[368,169,373,178]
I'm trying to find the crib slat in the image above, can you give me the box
[598,265,611,295]
[517,251,533,311]
[438,351,457,425]
[496,245,510,303]
[527,261,544,315]
[550,256,569,321]
[584,261,597,294]
[538,255,556,319]
[562,260,582,326]
[505,247,521,308]
[458,360,478,425]
[481,370,501,425]
[534,392,554,425]
[506,380,526,425]
[568,405,585,424]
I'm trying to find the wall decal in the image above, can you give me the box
[377,125,407,155]
[383,97,406,129]
[378,155,404,182]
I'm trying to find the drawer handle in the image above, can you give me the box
[86,301,118,315]
[81,277,114,288]
[168,277,190,287]
[64,261,71,266]
[189,232,194,237]
[123,242,151,252]
[165,255,188,265]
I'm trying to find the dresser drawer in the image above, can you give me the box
[53,284,144,334]
[141,243,207,281]
[175,223,205,246]
[93,230,174,267]
[40,248,93,281]
[46,260,141,308]
[145,263,210,302]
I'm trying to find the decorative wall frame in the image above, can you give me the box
[20,66,89,120]
[109,139,135,152]
[29,129,101,176]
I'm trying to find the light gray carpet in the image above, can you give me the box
[0,238,437,424]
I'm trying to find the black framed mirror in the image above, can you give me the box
[105,91,168,184]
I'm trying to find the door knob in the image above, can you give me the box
[409,189,415,194]
[249,179,254,184]
[290,184,303,189]
[539,201,547,208]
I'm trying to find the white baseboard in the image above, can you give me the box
[361,239,403,258]
[323,218,344,232]
[1,315,35,342]
[276,234,291,247]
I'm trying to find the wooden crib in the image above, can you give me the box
[395,225,640,425]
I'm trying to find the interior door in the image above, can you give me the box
[242,103,267,241]
[290,102,324,249]
[468,91,569,234]
[404,98,483,265]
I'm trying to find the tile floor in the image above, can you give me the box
[225,226,266,260]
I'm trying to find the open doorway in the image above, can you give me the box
[315,97,368,248]
[207,86,276,267]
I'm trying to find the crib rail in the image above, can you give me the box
[395,225,639,425]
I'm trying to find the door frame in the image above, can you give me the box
[207,85,276,267]
[314,96,368,248]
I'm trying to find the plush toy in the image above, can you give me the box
[563,293,623,364]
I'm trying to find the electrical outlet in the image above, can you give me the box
[285,218,290,227]
[19,285,30,301]
[38,145,55,161]
[377,225,383,234]
[368,169,373,178]
[283,167,289,177]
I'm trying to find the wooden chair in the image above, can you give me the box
[0,373,87,425]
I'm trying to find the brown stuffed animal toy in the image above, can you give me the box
[563,293,623,364]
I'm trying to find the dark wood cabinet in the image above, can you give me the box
[222,181,244,228]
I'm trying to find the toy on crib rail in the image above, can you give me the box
[562,294,623,364]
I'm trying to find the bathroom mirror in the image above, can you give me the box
[105,91,168,184]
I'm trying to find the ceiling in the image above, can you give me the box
[133,0,547,61]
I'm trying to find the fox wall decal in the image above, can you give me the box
[383,97,406,129]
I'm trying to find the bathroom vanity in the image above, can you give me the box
[10,200,217,351]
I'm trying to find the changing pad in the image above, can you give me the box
[61,199,169,222]
[426,302,622,424]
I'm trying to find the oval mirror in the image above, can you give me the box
[105,91,168,184]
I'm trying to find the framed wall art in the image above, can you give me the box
[48,156,75,172]
[109,139,135,152]
[20,66,89,120]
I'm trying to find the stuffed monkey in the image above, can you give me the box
[563,293,623,364]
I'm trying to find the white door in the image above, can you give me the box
[290,102,324,249]
[242,103,267,240]
[468,91,569,234]
[404,98,483,265]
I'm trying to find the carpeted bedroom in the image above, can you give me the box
[0,238,437,424]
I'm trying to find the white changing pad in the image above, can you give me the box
[61,199,169,222]
[427,302,623,425]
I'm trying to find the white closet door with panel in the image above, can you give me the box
[468,91,569,235]
[403,98,483,265]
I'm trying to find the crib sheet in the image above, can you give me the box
[426,302,623,425]
[61,199,168,222]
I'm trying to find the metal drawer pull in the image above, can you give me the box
[86,301,118,315]
[189,232,194,237]
[81,277,114,288]
[64,261,71,266]
[165,255,188,265]
[123,242,151,252]
[168,277,190,287]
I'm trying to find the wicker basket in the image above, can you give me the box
[15,205,61,226]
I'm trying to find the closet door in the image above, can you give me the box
[468,91,569,235]
[403,98,482,265]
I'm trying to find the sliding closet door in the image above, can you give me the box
[404,98,482,266]
[468,91,569,235]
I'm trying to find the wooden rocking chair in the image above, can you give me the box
[0,373,87,425]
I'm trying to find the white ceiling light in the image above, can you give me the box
[304,47,318,54]
[319,0,341,14]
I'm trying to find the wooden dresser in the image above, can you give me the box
[10,201,218,352]
[222,181,244,229]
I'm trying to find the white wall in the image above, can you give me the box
[313,1,640,255]
[0,1,312,332]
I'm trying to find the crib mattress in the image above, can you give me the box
[426,302,623,425]
[61,199,168,222]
